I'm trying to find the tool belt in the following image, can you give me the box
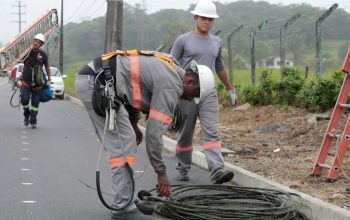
[92,56,120,118]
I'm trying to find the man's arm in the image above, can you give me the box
[217,69,234,91]
[170,35,184,63]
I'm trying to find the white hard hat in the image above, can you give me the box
[189,60,215,104]
[191,0,219,19]
[34,33,45,43]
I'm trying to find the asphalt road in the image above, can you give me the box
[0,78,212,220]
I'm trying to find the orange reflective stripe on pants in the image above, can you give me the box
[108,155,136,168]
[203,142,221,150]
[149,109,172,125]
[176,144,193,152]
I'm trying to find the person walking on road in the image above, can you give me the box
[74,50,215,220]
[170,0,237,184]
[20,33,51,129]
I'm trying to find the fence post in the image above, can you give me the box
[227,25,244,84]
[316,3,338,78]
[280,13,300,78]
[250,20,268,86]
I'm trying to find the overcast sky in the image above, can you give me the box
[0,0,348,45]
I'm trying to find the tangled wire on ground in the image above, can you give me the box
[140,184,308,220]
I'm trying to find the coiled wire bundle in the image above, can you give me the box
[150,184,307,220]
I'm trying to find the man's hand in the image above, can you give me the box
[131,120,143,145]
[156,172,171,198]
[228,90,237,106]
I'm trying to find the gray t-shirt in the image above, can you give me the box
[170,31,225,74]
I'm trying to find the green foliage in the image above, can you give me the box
[275,68,304,106]
[298,73,342,112]
[241,69,275,105]
[239,68,343,112]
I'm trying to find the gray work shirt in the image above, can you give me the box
[170,31,225,73]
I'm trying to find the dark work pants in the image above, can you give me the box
[20,86,41,124]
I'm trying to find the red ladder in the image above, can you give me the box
[311,46,350,181]
[0,9,58,73]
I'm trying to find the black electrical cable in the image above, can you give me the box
[10,87,20,108]
[96,162,135,211]
[140,184,308,220]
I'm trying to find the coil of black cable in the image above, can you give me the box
[151,184,307,220]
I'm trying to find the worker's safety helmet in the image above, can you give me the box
[34,33,45,44]
[190,60,215,104]
[191,0,219,19]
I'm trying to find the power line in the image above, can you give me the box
[12,0,26,33]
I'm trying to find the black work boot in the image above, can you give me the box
[214,170,234,184]
[31,123,37,129]
[24,117,29,126]
[111,208,152,220]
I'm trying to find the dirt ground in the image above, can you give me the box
[205,104,350,211]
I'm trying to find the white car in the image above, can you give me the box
[48,67,66,100]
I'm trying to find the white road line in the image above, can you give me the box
[22,148,29,151]
[20,136,28,139]
[21,183,33,185]
[22,201,36,204]
[21,142,29,145]
[21,158,29,160]
[20,169,31,171]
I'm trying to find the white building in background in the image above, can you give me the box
[257,56,294,69]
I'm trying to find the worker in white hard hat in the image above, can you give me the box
[171,0,236,184]
[20,33,51,128]
[74,50,215,220]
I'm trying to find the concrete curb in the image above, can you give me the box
[67,95,350,220]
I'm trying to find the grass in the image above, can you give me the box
[63,60,88,97]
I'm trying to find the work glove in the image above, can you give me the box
[228,90,237,106]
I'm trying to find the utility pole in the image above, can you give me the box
[250,20,268,86]
[280,13,300,78]
[59,0,64,74]
[316,3,338,78]
[105,0,124,52]
[12,1,26,33]
[227,25,243,83]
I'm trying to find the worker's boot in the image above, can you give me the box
[214,170,234,184]
[111,208,152,220]
[24,116,29,126]
[30,123,37,129]
[176,163,189,181]
[176,169,189,181]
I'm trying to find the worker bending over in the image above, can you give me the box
[74,50,215,220]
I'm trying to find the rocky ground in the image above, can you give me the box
[211,104,350,211]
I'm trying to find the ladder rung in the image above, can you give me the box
[339,103,350,109]
[316,163,332,169]
[328,133,340,138]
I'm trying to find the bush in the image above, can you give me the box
[239,68,343,112]
[298,71,343,112]
[275,68,304,106]
[241,69,275,105]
